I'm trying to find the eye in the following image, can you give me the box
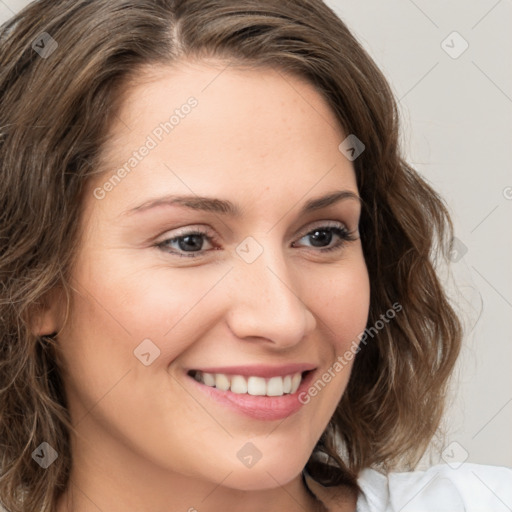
[293,222,358,253]
[155,222,358,258]
[155,228,216,258]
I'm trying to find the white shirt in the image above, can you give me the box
[356,463,512,512]
[304,463,512,511]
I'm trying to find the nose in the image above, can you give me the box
[224,244,317,348]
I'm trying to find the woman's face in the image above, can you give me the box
[50,60,370,502]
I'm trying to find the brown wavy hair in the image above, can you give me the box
[0,0,462,510]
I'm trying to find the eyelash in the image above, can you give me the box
[155,222,358,259]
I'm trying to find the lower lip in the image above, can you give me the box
[187,370,316,421]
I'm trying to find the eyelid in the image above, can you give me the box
[296,219,349,237]
[155,224,217,243]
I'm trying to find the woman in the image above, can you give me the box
[0,1,510,511]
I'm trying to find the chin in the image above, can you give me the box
[212,452,309,491]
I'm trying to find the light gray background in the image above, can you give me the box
[1,0,511,468]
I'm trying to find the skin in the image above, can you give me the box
[37,59,370,512]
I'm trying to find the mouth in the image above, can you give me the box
[187,369,311,397]
[184,366,317,421]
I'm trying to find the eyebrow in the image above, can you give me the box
[123,190,361,217]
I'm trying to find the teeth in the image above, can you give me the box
[247,376,267,396]
[291,373,302,394]
[203,372,215,387]
[230,375,248,394]
[283,375,292,393]
[215,373,230,391]
[266,376,284,396]
[192,371,305,397]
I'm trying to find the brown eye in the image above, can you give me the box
[156,229,215,258]
[294,224,357,253]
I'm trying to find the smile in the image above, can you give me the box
[185,365,317,421]
[189,370,304,397]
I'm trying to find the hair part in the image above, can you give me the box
[0,1,462,510]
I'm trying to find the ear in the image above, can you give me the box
[29,286,66,337]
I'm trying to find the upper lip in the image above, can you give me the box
[188,363,317,379]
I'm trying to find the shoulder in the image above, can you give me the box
[357,462,512,512]
[304,463,512,512]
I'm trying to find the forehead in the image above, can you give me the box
[88,59,357,216]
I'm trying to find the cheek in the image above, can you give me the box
[57,256,232,459]
[295,256,370,411]
[66,251,231,360]
[311,256,370,353]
